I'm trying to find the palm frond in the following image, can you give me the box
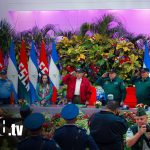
[79,23,91,36]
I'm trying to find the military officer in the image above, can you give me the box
[96,69,126,106]
[17,113,61,150]
[131,68,150,105]
[53,104,99,150]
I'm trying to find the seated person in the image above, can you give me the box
[36,74,53,106]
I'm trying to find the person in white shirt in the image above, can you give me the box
[62,67,91,104]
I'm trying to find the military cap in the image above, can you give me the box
[107,94,114,101]
[0,68,7,75]
[140,68,149,73]
[24,113,45,131]
[109,69,116,73]
[61,104,79,120]
[76,67,83,73]
[136,107,147,116]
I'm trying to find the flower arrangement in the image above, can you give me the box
[18,99,28,107]
[123,111,136,126]
[42,113,66,138]
[136,103,148,110]
[42,111,90,138]
[76,112,90,131]
[57,34,143,84]
[95,101,102,108]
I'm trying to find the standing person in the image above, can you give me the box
[96,69,126,106]
[0,68,15,104]
[36,74,53,106]
[126,107,150,150]
[62,67,91,104]
[17,113,61,150]
[131,68,150,105]
[53,104,99,150]
[89,100,128,150]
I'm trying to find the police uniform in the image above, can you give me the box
[96,73,126,103]
[17,113,61,150]
[131,68,150,105]
[53,104,99,150]
[0,69,14,104]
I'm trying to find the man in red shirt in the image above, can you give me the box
[62,68,91,104]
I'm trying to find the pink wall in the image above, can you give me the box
[8,9,150,35]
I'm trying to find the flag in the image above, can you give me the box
[7,41,18,103]
[49,40,60,90]
[143,41,150,73]
[18,40,30,103]
[28,41,38,104]
[39,40,49,77]
[0,48,4,71]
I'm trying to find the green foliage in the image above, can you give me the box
[0,19,15,55]
[57,34,143,84]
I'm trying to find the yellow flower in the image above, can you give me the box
[77,54,86,61]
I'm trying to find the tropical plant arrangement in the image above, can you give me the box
[57,34,143,84]
[0,14,149,84]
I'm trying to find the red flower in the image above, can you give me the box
[52,113,61,119]
[43,122,49,128]
[83,114,89,119]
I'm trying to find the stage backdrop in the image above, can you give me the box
[8,9,150,35]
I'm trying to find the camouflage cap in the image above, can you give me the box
[136,107,147,116]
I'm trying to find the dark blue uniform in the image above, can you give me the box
[54,124,99,150]
[89,111,128,150]
[17,135,61,150]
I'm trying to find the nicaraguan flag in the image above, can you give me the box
[143,41,150,74]
[28,41,38,103]
[49,40,60,90]
[7,41,18,102]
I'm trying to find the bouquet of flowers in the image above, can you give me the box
[136,103,148,110]
[123,111,136,126]
[76,112,89,131]
[18,99,28,107]
[42,113,66,139]
[95,101,102,108]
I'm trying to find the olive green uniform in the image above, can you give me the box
[96,76,126,103]
[131,76,150,105]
